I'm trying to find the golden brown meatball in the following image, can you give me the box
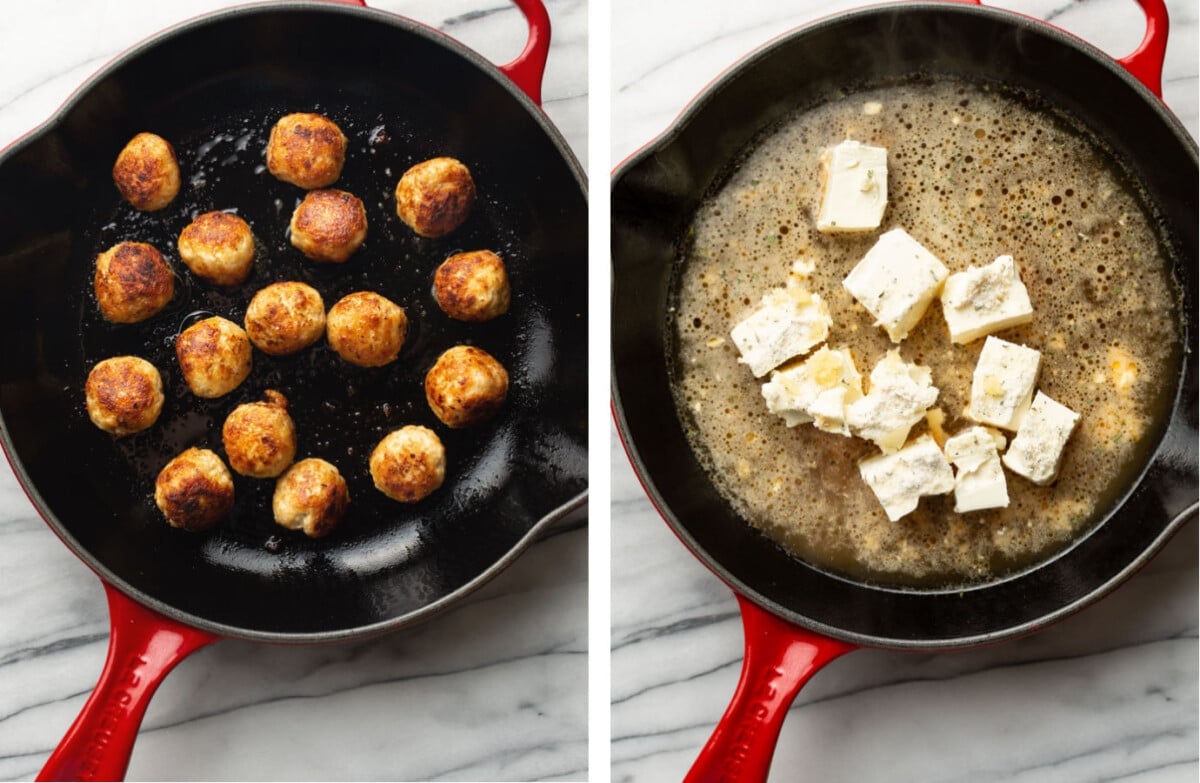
[394,157,476,238]
[326,291,407,367]
[369,425,446,503]
[425,345,509,428]
[113,132,181,211]
[176,316,252,398]
[93,241,174,323]
[154,447,234,532]
[265,113,348,189]
[272,457,350,538]
[243,281,326,356]
[177,211,256,286]
[84,356,164,436]
[433,250,511,322]
[222,390,296,478]
[289,189,367,263]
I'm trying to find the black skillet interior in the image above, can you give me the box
[611,4,1197,648]
[0,5,586,638]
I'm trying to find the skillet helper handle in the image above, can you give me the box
[37,583,218,782]
[685,595,856,783]
[499,0,552,106]
[1117,0,1168,97]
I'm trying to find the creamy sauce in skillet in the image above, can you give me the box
[669,79,1182,588]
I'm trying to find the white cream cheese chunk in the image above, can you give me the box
[846,349,939,453]
[943,426,1009,513]
[858,434,955,521]
[731,283,832,378]
[843,228,949,342]
[762,346,864,434]
[816,140,888,233]
[940,255,1034,344]
[965,336,1042,431]
[1002,392,1081,485]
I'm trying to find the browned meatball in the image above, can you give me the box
[370,425,446,503]
[113,132,181,211]
[84,356,164,436]
[244,281,326,356]
[177,211,256,286]
[272,457,350,538]
[93,241,174,323]
[394,157,476,238]
[265,113,348,189]
[154,447,234,532]
[326,291,407,367]
[176,316,252,398]
[425,345,509,428]
[289,189,367,263]
[433,250,511,322]
[222,390,296,478]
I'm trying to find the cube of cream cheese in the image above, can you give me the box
[846,349,939,453]
[843,228,949,342]
[731,284,832,377]
[859,434,955,521]
[762,346,864,434]
[1002,392,1081,485]
[965,336,1042,431]
[943,426,1009,513]
[816,140,888,233]
[940,255,1034,344]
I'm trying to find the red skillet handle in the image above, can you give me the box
[684,595,856,783]
[498,0,552,106]
[1117,0,1168,97]
[37,583,218,782]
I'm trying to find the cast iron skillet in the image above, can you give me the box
[0,1,586,779]
[611,0,1196,779]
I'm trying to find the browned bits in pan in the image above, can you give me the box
[433,249,511,322]
[177,211,256,286]
[93,241,174,323]
[394,156,476,238]
[326,291,407,367]
[112,132,181,211]
[222,390,297,479]
[244,281,326,356]
[154,447,235,532]
[273,457,350,538]
[370,425,446,503]
[84,356,164,436]
[425,345,509,428]
[289,188,368,262]
[176,316,253,398]
[265,112,348,189]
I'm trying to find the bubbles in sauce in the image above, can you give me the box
[669,79,1182,588]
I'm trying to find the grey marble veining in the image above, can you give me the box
[610,0,1198,781]
[0,1,587,781]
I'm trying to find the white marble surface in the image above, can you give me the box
[611,1,1198,782]
[0,2,587,781]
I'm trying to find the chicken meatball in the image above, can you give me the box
[370,425,446,503]
[244,281,326,356]
[113,132,181,211]
[222,390,297,478]
[177,211,256,286]
[154,447,234,532]
[272,457,350,538]
[326,291,407,367]
[265,112,348,189]
[425,345,509,428]
[176,316,252,398]
[289,189,367,262]
[84,356,164,436]
[433,250,511,322]
[394,157,476,238]
[93,241,174,323]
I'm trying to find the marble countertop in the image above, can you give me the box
[610,1,1197,782]
[0,2,587,781]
